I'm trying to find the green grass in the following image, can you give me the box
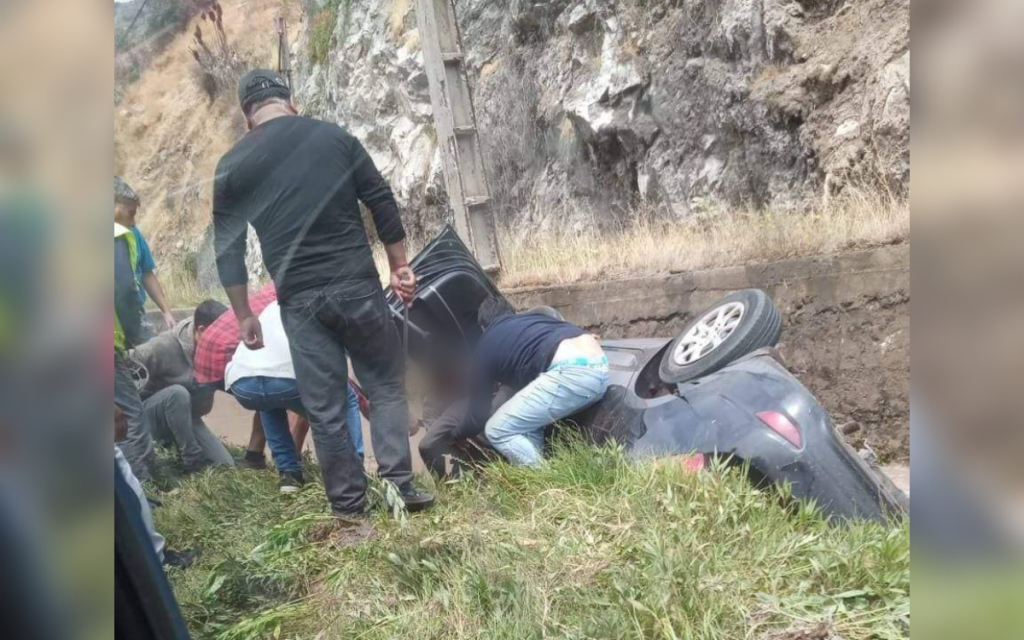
[155,443,910,640]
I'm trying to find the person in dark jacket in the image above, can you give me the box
[456,297,611,466]
[114,222,154,480]
[212,69,432,519]
[131,300,235,473]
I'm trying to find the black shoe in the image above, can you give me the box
[183,460,213,475]
[237,451,268,470]
[163,548,199,570]
[399,485,435,513]
[331,508,370,524]
[278,471,306,494]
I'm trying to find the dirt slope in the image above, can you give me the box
[113,0,300,280]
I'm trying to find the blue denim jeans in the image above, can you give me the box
[485,361,610,467]
[231,376,363,475]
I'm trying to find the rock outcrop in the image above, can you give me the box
[295,0,909,240]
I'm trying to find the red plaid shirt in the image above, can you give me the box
[194,283,278,385]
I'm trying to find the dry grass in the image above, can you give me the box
[389,0,411,39]
[114,0,298,272]
[495,191,909,290]
[169,192,907,309]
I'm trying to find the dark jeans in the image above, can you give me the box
[418,398,497,479]
[231,376,364,475]
[144,385,234,470]
[114,352,154,481]
[280,278,413,515]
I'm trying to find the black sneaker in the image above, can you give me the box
[325,510,376,545]
[183,460,213,475]
[163,548,199,570]
[237,451,268,470]
[399,485,435,513]
[278,471,306,494]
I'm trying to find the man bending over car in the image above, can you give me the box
[455,297,610,466]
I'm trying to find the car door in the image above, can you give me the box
[385,226,506,370]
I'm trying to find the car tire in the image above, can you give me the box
[659,289,782,384]
[525,305,565,321]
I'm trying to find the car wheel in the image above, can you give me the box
[659,289,782,384]
[525,305,565,321]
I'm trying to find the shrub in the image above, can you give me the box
[308,4,339,67]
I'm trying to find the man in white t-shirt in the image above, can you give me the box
[225,302,364,493]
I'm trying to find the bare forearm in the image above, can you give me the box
[142,272,172,314]
[291,414,310,453]
[384,241,409,272]
[224,284,254,320]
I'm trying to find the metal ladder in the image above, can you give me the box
[414,0,501,272]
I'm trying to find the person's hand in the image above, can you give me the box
[239,315,264,350]
[163,311,177,331]
[390,265,417,307]
[115,405,128,442]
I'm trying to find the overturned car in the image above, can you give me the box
[387,227,908,523]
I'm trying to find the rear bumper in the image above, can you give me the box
[635,351,906,523]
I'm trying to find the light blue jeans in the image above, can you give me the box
[485,359,610,467]
[231,377,363,475]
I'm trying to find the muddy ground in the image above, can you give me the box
[590,291,911,463]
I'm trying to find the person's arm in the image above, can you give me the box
[291,413,310,454]
[130,338,164,395]
[385,243,416,305]
[191,384,216,418]
[453,343,495,440]
[141,272,175,331]
[213,163,263,349]
[225,284,263,350]
[347,133,417,304]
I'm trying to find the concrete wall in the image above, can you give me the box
[506,245,909,331]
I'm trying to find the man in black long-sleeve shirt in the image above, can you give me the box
[213,69,433,518]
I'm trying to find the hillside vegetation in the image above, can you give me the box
[155,442,911,640]
[113,0,909,305]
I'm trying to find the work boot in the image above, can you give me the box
[163,548,199,570]
[183,459,212,475]
[237,451,267,470]
[398,485,435,513]
[319,509,375,545]
[278,471,306,495]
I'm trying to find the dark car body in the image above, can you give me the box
[388,227,906,523]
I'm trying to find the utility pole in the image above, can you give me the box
[276,16,292,88]
[414,0,501,272]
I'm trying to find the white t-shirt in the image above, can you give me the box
[224,302,296,390]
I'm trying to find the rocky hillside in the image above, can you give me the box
[114,0,908,286]
[297,0,909,236]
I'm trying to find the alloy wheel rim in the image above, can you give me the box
[672,301,746,366]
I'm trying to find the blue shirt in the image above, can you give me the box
[131,227,156,306]
[456,313,584,439]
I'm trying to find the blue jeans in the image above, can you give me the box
[485,362,610,467]
[231,376,363,475]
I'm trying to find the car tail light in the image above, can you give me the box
[756,411,803,449]
[680,454,705,472]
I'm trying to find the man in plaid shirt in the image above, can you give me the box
[193,283,278,467]
[194,283,278,386]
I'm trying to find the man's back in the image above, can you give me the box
[477,313,585,391]
[213,116,406,301]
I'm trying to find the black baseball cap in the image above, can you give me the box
[114,176,140,205]
[237,69,291,112]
